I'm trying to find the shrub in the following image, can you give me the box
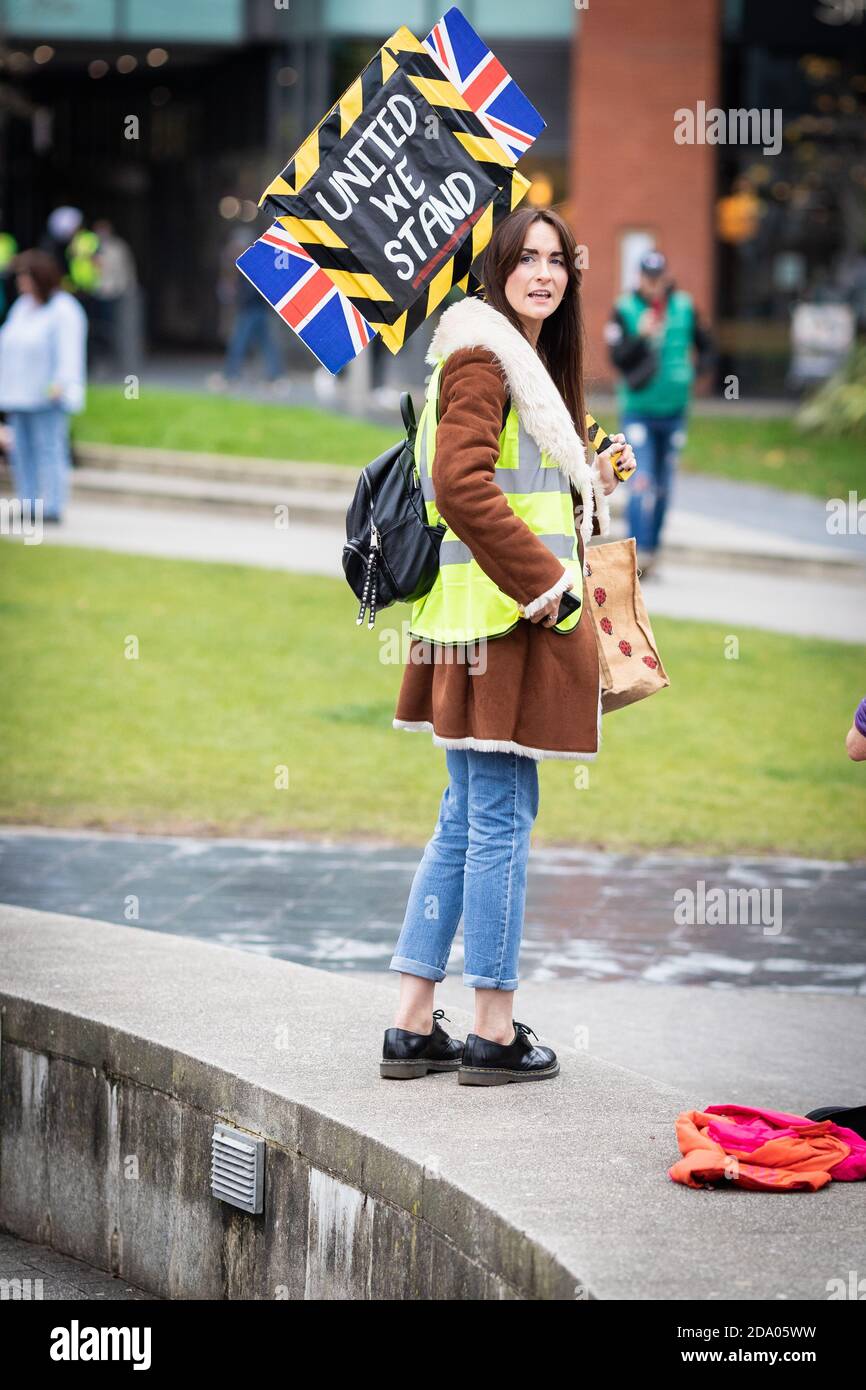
[797,345,866,437]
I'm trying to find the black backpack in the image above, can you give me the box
[342,392,446,629]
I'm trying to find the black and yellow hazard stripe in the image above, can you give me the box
[390,45,519,179]
[260,26,429,203]
[585,415,635,479]
[375,170,530,352]
[257,24,532,349]
[266,217,402,327]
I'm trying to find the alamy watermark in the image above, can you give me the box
[826,491,865,535]
[378,623,490,672]
[0,497,43,543]
[1,1276,44,1299]
[674,879,783,936]
[675,102,783,156]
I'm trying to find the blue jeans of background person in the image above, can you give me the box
[8,406,72,520]
[225,303,282,381]
[389,747,540,990]
[621,412,687,553]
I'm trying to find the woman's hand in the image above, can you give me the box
[595,433,636,492]
[522,584,571,627]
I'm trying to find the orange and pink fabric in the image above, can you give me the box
[669,1104,866,1192]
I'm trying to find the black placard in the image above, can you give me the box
[301,68,499,310]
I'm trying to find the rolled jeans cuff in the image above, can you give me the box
[463,972,519,990]
[388,955,446,983]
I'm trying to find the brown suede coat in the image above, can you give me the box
[393,346,604,762]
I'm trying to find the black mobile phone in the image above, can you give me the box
[555,588,582,623]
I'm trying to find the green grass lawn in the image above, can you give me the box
[74,386,396,466]
[73,386,861,499]
[2,542,864,858]
[680,415,864,499]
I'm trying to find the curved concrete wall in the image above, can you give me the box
[0,906,580,1300]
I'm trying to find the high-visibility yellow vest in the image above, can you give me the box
[408,354,583,645]
[67,229,101,293]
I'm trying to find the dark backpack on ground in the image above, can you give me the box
[342,392,446,629]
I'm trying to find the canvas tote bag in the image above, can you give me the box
[583,536,670,712]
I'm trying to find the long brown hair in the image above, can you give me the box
[479,206,588,448]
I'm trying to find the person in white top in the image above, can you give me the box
[0,248,88,523]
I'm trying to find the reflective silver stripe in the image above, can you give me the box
[417,409,569,502]
[515,421,570,494]
[418,448,567,501]
[492,460,568,494]
[416,411,435,503]
[440,533,576,566]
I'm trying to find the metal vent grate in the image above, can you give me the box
[210,1124,265,1214]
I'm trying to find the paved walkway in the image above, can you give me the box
[4,480,865,641]
[2,827,863,994]
[0,1230,155,1300]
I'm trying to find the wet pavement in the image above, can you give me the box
[1,827,863,993]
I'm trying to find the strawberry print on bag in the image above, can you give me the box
[618,639,632,657]
[593,586,606,606]
[600,617,613,635]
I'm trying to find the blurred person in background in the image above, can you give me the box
[39,206,101,354]
[605,250,714,577]
[846,697,866,762]
[40,205,84,286]
[0,249,87,524]
[90,218,136,375]
[0,220,19,325]
[209,229,283,392]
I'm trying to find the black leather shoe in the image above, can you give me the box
[458,1019,559,1086]
[380,1008,464,1079]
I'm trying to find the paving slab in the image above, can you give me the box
[0,1231,156,1300]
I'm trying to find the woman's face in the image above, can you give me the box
[504,220,569,333]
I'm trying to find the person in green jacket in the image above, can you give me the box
[605,251,714,576]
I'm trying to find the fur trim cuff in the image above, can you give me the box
[521,567,572,619]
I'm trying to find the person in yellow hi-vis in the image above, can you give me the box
[0,227,19,323]
[381,206,635,1086]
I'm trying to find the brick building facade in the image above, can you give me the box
[570,0,721,387]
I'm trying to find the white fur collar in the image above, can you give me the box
[426,296,610,543]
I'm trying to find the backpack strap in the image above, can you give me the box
[400,391,416,439]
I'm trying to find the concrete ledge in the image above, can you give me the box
[0,451,354,529]
[69,444,355,491]
[1,906,586,1299]
[1,905,862,1300]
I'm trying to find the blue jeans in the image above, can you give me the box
[225,303,282,381]
[8,406,72,520]
[389,748,540,990]
[621,412,687,553]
